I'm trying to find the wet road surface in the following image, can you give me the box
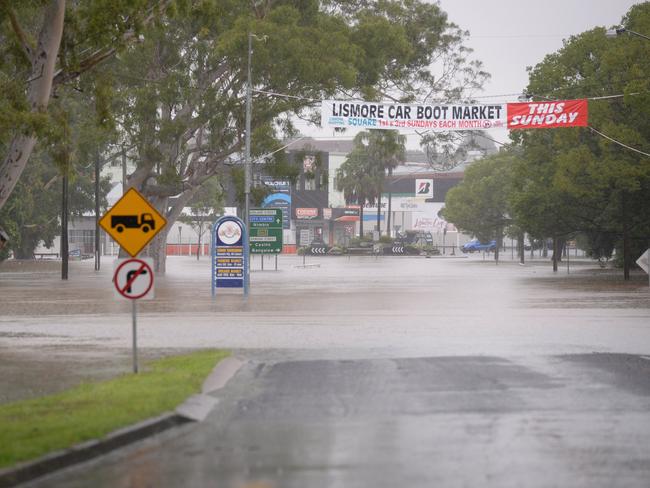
[2,255,650,485]
[24,353,650,487]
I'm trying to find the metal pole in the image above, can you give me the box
[61,173,69,280]
[95,151,101,271]
[132,300,139,374]
[275,254,278,271]
[244,32,253,287]
[122,146,127,192]
[245,33,252,232]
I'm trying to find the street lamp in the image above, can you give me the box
[244,33,268,228]
[606,27,650,41]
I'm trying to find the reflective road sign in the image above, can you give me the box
[99,188,167,257]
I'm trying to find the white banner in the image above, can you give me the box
[322,100,506,131]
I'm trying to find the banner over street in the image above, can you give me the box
[321,99,588,132]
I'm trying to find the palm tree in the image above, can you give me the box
[337,130,406,238]
[338,130,406,238]
[336,148,375,238]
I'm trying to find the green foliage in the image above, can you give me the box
[0,349,230,469]
[442,149,515,242]
[510,3,650,276]
[0,76,113,261]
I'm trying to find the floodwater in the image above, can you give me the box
[1,254,649,402]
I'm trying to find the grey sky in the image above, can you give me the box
[438,0,642,101]
[297,0,644,146]
[434,0,644,144]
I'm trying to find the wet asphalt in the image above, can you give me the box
[2,254,650,486]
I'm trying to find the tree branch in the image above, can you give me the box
[5,5,34,60]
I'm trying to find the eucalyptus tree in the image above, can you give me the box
[0,0,174,213]
[0,69,114,261]
[108,0,486,271]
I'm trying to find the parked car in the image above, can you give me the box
[461,239,496,253]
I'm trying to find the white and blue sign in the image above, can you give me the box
[211,216,249,296]
[261,177,291,229]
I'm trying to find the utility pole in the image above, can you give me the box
[95,151,101,271]
[245,32,253,228]
[61,172,68,280]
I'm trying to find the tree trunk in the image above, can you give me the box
[519,232,525,264]
[623,227,631,281]
[147,190,195,273]
[196,223,203,260]
[622,194,631,281]
[376,195,381,236]
[359,206,364,238]
[552,236,559,272]
[494,227,501,264]
[387,190,392,238]
[0,0,66,210]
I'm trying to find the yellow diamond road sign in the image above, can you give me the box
[99,188,167,257]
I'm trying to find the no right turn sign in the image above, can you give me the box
[113,258,155,300]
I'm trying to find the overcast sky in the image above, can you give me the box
[434,0,644,144]
[437,0,642,101]
[297,0,644,147]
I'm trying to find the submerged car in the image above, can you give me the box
[461,239,496,253]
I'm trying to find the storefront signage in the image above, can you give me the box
[261,177,291,230]
[415,179,434,198]
[296,208,319,219]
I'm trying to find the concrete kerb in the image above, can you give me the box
[0,356,246,488]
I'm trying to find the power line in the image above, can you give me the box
[256,87,649,106]
[588,126,650,158]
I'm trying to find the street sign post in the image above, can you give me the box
[99,188,167,257]
[100,189,165,374]
[636,249,649,287]
[249,208,283,254]
[113,257,154,373]
[212,216,249,296]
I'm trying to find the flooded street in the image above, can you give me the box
[2,255,650,487]
[1,255,649,360]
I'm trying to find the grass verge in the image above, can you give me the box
[0,349,230,469]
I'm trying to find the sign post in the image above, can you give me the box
[113,257,155,373]
[636,249,649,287]
[212,216,249,296]
[100,188,166,374]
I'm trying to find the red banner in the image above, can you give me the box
[507,99,588,130]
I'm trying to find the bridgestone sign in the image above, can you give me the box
[321,99,588,132]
